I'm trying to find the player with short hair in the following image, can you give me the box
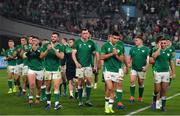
[128,35,149,102]
[100,32,125,113]
[63,38,78,99]
[40,32,64,110]
[114,33,128,110]
[151,36,176,111]
[59,37,68,96]
[14,36,27,96]
[40,38,49,101]
[5,40,17,94]
[72,29,98,107]
[23,36,44,105]
[20,36,33,95]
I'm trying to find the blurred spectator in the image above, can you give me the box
[0,0,179,49]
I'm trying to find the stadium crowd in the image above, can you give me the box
[0,0,179,49]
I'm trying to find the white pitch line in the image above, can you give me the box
[126,93,180,116]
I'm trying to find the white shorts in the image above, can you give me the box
[7,66,16,74]
[44,71,61,80]
[154,72,170,83]
[131,69,146,79]
[15,64,24,75]
[103,71,122,83]
[28,69,44,81]
[22,65,29,76]
[119,69,124,79]
[76,67,93,78]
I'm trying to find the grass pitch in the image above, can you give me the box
[0,66,180,115]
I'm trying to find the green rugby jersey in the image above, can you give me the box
[167,45,175,59]
[73,38,97,67]
[41,42,65,71]
[26,48,43,71]
[101,41,123,73]
[152,47,172,72]
[5,48,16,66]
[129,45,149,71]
[22,44,32,66]
[15,45,23,65]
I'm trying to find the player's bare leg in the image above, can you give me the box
[105,80,115,113]
[27,73,36,105]
[35,79,43,104]
[53,78,62,110]
[78,78,84,106]
[45,80,52,110]
[138,78,144,102]
[160,82,169,111]
[129,75,136,102]
[115,81,124,109]
[152,83,161,110]
[84,77,93,107]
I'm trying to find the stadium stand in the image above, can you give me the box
[0,0,179,49]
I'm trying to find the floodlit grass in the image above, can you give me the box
[0,66,179,115]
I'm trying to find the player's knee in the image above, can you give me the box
[130,83,136,87]
[139,82,144,87]
[154,90,159,95]
[54,84,59,90]
[130,79,135,84]
[30,83,35,88]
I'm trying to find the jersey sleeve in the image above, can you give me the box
[117,46,123,56]
[59,44,65,53]
[40,44,47,52]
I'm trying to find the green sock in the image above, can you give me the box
[169,78,172,86]
[78,87,83,102]
[46,92,51,101]
[139,86,144,98]
[86,86,91,101]
[54,92,60,102]
[130,85,135,97]
[8,80,13,89]
[41,87,46,98]
[162,96,166,107]
[116,89,123,102]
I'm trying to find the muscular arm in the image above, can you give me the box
[94,51,99,68]
[100,53,114,60]
[152,48,161,60]
[54,50,64,59]
[40,49,49,59]
[169,60,176,79]
[115,54,124,62]
[72,49,81,68]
